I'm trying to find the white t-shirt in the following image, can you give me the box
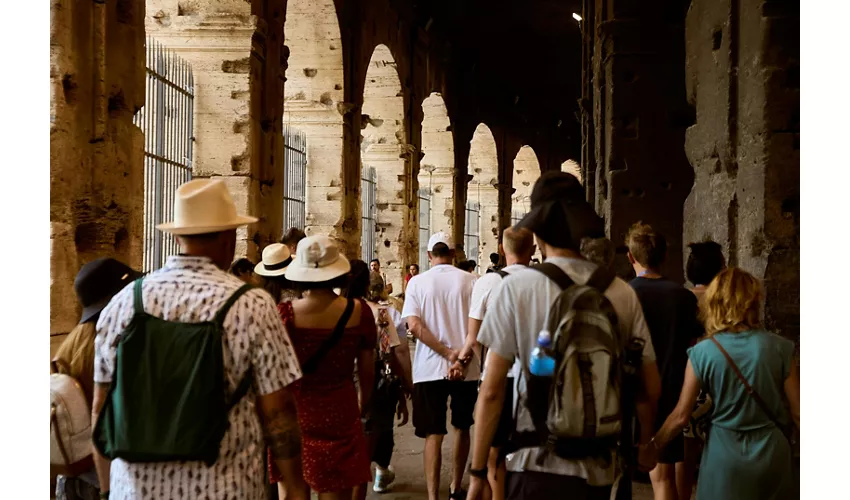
[402,264,478,383]
[477,256,656,486]
[469,264,527,377]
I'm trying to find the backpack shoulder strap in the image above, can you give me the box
[133,278,145,314]
[214,284,255,326]
[226,369,253,412]
[532,262,574,290]
[301,298,356,375]
[585,267,615,293]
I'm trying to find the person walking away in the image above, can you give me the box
[256,243,301,303]
[485,252,502,274]
[91,178,306,499]
[685,241,725,304]
[229,257,259,285]
[281,227,306,256]
[268,235,376,500]
[452,226,535,500]
[467,171,662,500]
[626,222,703,500]
[648,267,800,500]
[402,231,479,500]
[52,258,142,500]
[580,237,616,271]
[345,260,413,496]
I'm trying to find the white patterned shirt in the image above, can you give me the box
[94,256,302,499]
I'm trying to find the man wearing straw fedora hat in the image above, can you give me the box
[91,179,308,499]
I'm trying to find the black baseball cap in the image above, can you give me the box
[515,171,604,250]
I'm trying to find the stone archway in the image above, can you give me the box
[561,159,582,183]
[512,145,541,219]
[418,93,455,259]
[361,44,406,292]
[283,0,345,238]
[468,123,499,269]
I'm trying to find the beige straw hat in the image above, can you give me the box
[285,235,351,283]
[254,244,293,277]
[156,179,257,235]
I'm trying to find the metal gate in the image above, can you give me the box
[464,200,480,266]
[511,209,526,227]
[419,188,432,269]
[283,124,307,231]
[135,38,195,273]
[361,167,377,262]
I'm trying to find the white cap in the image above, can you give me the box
[427,231,453,252]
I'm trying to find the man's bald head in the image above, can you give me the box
[502,226,535,265]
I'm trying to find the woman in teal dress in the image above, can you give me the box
[649,267,800,499]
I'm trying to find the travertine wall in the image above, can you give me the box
[362,44,407,292]
[683,0,799,343]
[145,0,286,260]
[562,159,582,183]
[283,0,345,240]
[50,0,145,349]
[512,145,541,217]
[420,93,455,237]
[468,123,501,266]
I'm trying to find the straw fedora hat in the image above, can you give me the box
[255,243,293,277]
[156,179,258,235]
[285,235,351,283]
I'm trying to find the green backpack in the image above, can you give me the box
[93,279,254,465]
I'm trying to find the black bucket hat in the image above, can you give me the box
[515,171,605,250]
[75,258,143,324]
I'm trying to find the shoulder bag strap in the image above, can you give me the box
[301,298,356,375]
[531,262,574,290]
[214,284,255,326]
[586,266,615,293]
[710,337,790,439]
[133,278,145,314]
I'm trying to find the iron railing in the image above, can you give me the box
[361,167,377,262]
[282,124,307,232]
[465,201,481,266]
[511,209,526,227]
[419,188,432,269]
[135,38,195,273]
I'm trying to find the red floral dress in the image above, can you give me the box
[269,300,375,492]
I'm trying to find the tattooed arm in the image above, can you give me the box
[257,388,308,499]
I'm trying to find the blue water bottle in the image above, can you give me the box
[529,330,556,376]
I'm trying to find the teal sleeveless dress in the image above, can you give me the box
[687,330,796,500]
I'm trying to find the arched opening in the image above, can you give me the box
[513,145,542,261]
[418,92,455,269]
[283,0,345,237]
[561,159,582,183]
[361,44,406,291]
[467,123,499,271]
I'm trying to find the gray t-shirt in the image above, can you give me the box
[477,256,656,486]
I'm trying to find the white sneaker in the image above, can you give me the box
[372,467,396,493]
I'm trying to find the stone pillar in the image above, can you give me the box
[51,0,145,348]
[683,0,799,343]
[145,0,286,260]
[587,0,693,282]
[473,180,501,265]
[367,143,406,293]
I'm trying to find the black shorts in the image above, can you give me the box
[413,380,479,438]
[492,377,515,448]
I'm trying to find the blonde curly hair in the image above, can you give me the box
[701,267,763,337]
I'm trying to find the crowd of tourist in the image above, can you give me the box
[50,173,799,500]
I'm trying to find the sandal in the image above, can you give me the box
[449,488,467,500]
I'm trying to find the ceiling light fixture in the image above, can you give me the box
[572,13,582,22]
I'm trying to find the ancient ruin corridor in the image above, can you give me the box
[48,0,800,498]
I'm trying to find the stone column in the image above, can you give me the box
[683,0,799,343]
[51,0,145,350]
[587,0,693,282]
[145,0,286,260]
[368,143,406,293]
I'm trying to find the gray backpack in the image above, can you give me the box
[518,263,622,458]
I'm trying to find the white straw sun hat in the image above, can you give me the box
[156,179,257,235]
[285,235,351,283]
[254,243,293,277]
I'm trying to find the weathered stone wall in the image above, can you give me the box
[683,0,799,343]
[584,0,693,282]
[420,93,455,239]
[468,123,501,266]
[145,0,286,261]
[562,159,582,183]
[284,0,345,240]
[512,145,541,217]
[50,0,145,348]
